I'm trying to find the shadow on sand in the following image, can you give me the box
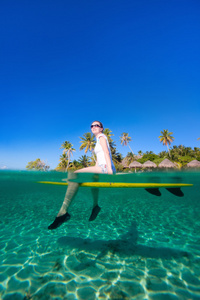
[58,222,191,262]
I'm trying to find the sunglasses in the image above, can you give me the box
[91,124,101,128]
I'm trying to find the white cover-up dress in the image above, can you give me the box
[94,133,116,173]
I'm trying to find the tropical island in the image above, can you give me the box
[26,129,200,172]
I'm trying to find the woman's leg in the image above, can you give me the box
[89,174,101,221]
[48,172,78,229]
[48,166,103,229]
[75,166,102,173]
[57,171,79,216]
[58,166,103,215]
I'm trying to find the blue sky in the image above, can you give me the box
[1,0,200,170]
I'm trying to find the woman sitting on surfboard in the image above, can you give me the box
[48,120,116,230]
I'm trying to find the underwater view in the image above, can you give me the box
[0,170,200,300]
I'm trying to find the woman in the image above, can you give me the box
[48,121,116,230]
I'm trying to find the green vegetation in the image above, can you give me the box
[158,129,174,156]
[120,132,134,154]
[26,158,50,171]
[104,128,114,144]
[26,130,200,171]
[78,155,91,168]
[61,141,75,171]
[79,133,95,153]
[56,153,68,171]
[55,141,75,171]
[105,128,122,165]
[126,152,135,164]
[136,146,200,168]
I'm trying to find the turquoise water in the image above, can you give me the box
[0,170,200,300]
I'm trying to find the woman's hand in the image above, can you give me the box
[107,167,113,175]
[99,136,113,174]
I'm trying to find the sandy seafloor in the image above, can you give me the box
[0,170,200,300]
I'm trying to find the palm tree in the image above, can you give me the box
[79,132,96,153]
[158,150,168,158]
[60,141,75,171]
[126,152,135,164]
[56,153,68,171]
[158,130,174,157]
[120,132,134,154]
[104,128,114,144]
[138,150,143,156]
[90,154,96,166]
[103,128,121,164]
[71,159,82,170]
[78,155,91,168]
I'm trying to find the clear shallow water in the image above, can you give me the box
[0,170,200,300]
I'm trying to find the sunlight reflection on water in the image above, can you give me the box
[0,170,199,299]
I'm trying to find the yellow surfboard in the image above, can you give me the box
[38,181,193,188]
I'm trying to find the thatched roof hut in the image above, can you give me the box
[121,157,129,168]
[187,160,200,168]
[142,160,157,168]
[129,161,143,173]
[158,158,176,168]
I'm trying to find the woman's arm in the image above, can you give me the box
[99,136,113,174]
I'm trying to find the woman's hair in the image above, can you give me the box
[93,120,104,130]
